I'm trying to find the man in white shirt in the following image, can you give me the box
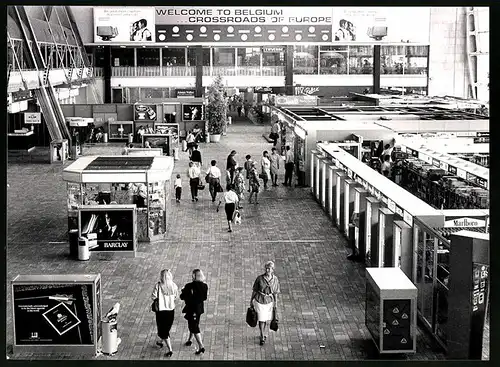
[217,188,239,232]
[283,146,294,187]
[206,160,222,202]
[188,161,201,202]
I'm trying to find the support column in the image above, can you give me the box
[373,45,381,94]
[195,46,203,97]
[285,45,294,95]
[103,46,112,103]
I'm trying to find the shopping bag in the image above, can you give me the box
[197,183,205,190]
[246,306,257,327]
[270,307,279,331]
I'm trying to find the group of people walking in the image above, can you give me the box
[151,261,281,356]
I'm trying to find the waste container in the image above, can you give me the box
[78,237,90,261]
[103,133,108,143]
[173,147,179,161]
[128,133,134,144]
[69,229,79,259]
[101,319,118,355]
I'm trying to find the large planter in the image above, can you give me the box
[210,134,221,143]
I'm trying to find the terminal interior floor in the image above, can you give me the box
[7,116,454,360]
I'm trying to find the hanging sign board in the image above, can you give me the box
[444,217,486,228]
[24,112,41,125]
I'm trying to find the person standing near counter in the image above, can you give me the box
[188,161,201,202]
[283,146,294,187]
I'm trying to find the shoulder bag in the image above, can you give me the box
[151,282,160,312]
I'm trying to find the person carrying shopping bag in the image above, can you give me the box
[151,269,179,357]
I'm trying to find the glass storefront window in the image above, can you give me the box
[187,47,211,66]
[320,46,347,75]
[380,45,405,74]
[349,45,374,74]
[111,47,134,66]
[237,47,261,66]
[262,49,285,66]
[94,46,107,67]
[141,88,164,99]
[405,45,429,75]
[293,45,318,74]
[137,47,160,66]
[213,47,235,66]
[162,47,186,66]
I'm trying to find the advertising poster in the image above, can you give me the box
[155,6,333,43]
[80,209,135,252]
[94,7,156,42]
[134,103,157,121]
[332,7,430,43]
[13,283,95,345]
[182,104,204,121]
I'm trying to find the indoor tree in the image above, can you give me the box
[206,75,227,139]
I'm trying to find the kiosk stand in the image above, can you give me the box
[365,268,417,354]
[393,220,413,278]
[354,187,369,261]
[344,179,360,237]
[327,165,340,217]
[334,171,347,230]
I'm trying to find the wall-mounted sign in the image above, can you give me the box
[439,161,448,171]
[448,165,457,175]
[387,199,396,212]
[395,206,404,217]
[476,177,487,189]
[294,86,320,96]
[175,89,195,98]
[432,158,440,167]
[134,103,157,121]
[444,217,486,228]
[12,90,33,102]
[182,104,204,121]
[476,132,489,138]
[24,112,41,125]
[275,95,317,106]
[254,86,273,93]
[403,210,413,227]
[262,46,284,53]
[94,7,156,42]
[473,137,489,144]
[456,168,467,180]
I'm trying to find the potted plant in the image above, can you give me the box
[206,75,227,143]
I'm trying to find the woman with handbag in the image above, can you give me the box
[205,160,222,202]
[187,161,201,202]
[248,162,260,204]
[151,269,179,357]
[250,261,280,345]
[217,187,239,233]
[180,269,209,355]
[260,151,271,190]
[270,120,280,146]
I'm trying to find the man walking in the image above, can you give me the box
[283,146,294,187]
[191,144,202,167]
[226,150,238,185]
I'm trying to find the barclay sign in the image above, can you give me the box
[444,217,486,228]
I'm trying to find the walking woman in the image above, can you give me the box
[188,161,201,202]
[151,269,179,357]
[248,162,260,204]
[260,151,271,190]
[233,166,245,209]
[180,269,209,355]
[217,186,239,232]
[250,261,281,345]
[269,147,280,187]
[206,160,222,202]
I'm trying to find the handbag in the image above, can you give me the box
[151,282,160,312]
[246,306,257,327]
[205,174,211,183]
[197,183,205,190]
[217,183,224,192]
[270,307,279,332]
[258,173,267,180]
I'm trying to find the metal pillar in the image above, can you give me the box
[373,45,381,94]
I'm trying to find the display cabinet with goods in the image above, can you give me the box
[206,75,227,143]
[148,181,169,237]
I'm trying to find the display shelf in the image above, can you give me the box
[108,121,134,141]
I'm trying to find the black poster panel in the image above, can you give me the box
[182,104,204,121]
[13,284,94,345]
[134,104,157,121]
[81,210,134,252]
[469,263,489,359]
[383,299,412,351]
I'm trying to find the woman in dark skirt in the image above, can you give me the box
[180,269,209,354]
[151,269,179,357]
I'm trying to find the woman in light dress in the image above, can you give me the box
[269,147,280,187]
[260,151,271,190]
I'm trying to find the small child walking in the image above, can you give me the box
[174,174,182,203]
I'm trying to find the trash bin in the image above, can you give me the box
[78,237,90,261]
[228,116,232,125]
[128,133,134,144]
[101,319,118,355]
[103,133,108,143]
[69,229,79,259]
[173,147,179,161]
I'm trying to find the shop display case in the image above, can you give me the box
[142,134,175,156]
[365,267,417,354]
[108,121,134,141]
[63,156,174,243]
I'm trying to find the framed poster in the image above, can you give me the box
[94,7,155,42]
[182,104,204,121]
[142,134,171,155]
[134,103,157,121]
[11,274,101,349]
[79,205,137,254]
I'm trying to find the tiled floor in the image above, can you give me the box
[6,115,450,360]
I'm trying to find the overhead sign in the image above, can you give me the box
[94,7,156,42]
[134,103,157,121]
[24,112,41,124]
[294,86,320,96]
[275,95,317,106]
[262,46,284,53]
[175,89,195,98]
[444,217,486,228]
